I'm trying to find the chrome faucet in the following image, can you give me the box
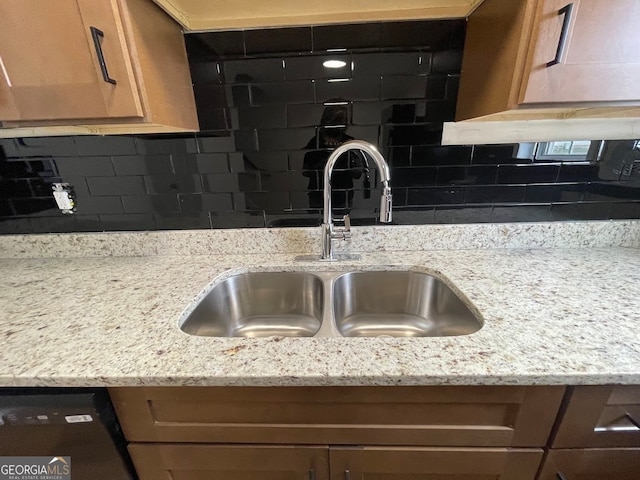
[321,140,392,260]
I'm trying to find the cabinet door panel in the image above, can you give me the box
[330,447,543,480]
[128,444,328,480]
[0,0,142,121]
[552,386,640,448]
[538,448,640,480]
[521,0,640,104]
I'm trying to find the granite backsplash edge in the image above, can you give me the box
[0,220,638,259]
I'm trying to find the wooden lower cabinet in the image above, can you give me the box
[537,448,640,480]
[129,444,329,480]
[128,444,543,480]
[330,447,543,480]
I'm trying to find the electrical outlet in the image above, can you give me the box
[52,183,76,214]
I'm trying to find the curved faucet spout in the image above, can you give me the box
[322,140,393,260]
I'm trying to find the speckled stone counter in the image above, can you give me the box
[0,221,639,387]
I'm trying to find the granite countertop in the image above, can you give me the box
[0,222,639,387]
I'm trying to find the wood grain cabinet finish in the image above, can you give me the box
[109,386,565,447]
[128,444,329,480]
[0,0,198,136]
[537,448,640,480]
[552,386,640,449]
[456,0,640,121]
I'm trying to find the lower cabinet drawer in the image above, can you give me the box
[537,448,640,480]
[109,386,564,447]
[128,444,543,480]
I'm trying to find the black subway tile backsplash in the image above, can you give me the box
[0,19,639,234]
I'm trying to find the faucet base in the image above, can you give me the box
[295,253,362,262]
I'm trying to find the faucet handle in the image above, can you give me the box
[331,214,352,240]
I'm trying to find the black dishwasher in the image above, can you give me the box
[0,388,136,480]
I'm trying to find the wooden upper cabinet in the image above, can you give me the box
[0,0,142,122]
[0,0,198,136]
[521,0,640,104]
[455,0,640,122]
[538,448,640,480]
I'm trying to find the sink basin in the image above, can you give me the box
[180,269,482,338]
[179,272,324,337]
[332,271,482,337]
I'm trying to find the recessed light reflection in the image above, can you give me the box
[323,60,347,69]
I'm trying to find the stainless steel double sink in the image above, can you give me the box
[179,270,483,338]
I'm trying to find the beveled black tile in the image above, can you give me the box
[99,214,156,231]
[557,163,602,182]
[316,77,380,102]
[381,76,428,100]
[155,213,211,230]
[449,20,467,49]
[266,212,322,228]
[0,199,12,216]
[13,137,77,157]
[0,215,102,234]
[0,139,20,158]
[195,153,229,173]
[189,60,222,85]
[258,128,316,151]
[135,135,198,155]
[28,159,57,176]
[416,100,457,122]
[0,159,34,177]
[230,105,287,129]
[496,164,560,184]
[313,23,382,51]
[179,193,233,212]
[491,205,552,222]
[234,130,259,152]
[425,75,447,100]
[111,155,173,176]
[345,126,380,145]
[245,27,312,55]
[211,211,266,228]
[195,107,230,131]
[86,176,146,196]
[434,205,493,224]
[0,179,31,198]
[121,195,180,214]
[381,124,442,146]
[353,102,416,125]
[261,171,309,192]
[251,81,315,105]
[232,152,289,172]
[465,185,525,204]
[352,53,421,77]
[445,75,460,101]
[74,195,124,215]
[431,50,464,74]
[285,55,351,80]
[198,134,236,153]
[388,206,435,225]
[144,174,203,194]
[392,167,436,187]
[223,84,251,107]
[224,58,285,83]
[412,145,473,166]
[386,147,411,167]
[524,184,585,203]
[584,181,640,201]
[381,21,452,49]
[244,192,290,210]
[202,173,241,193]
[407,186,464,206]
[550,202,611,221]
[186,32,245,58]
[472,145,517,165]
[437,165,497,186]
[288,104,339,128]
[10,198,58,216]
[608,201,640,219]
[192,83,228,107]
[29,178,58,197]
[75,136,137,156]
[238,173,261,192]
[54,156,114,177]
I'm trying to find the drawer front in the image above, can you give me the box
[110,386,564,447]
[538,448,640,480]
[129,444,329,480]
[552,386,640,448]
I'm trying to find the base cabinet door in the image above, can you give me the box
[537,448,640,480]
[128,444,329,480]
[329,447,543,480]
